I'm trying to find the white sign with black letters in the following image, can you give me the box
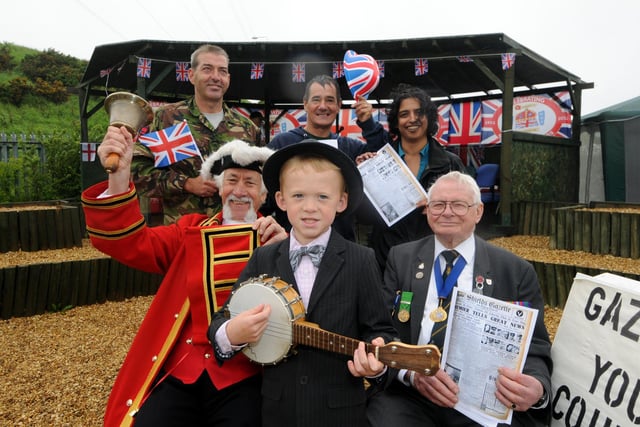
[550,273,640,426]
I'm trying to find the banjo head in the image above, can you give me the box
[227,277,305,365]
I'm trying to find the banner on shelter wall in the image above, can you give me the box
[549,273,640,427]
[234,108,388,142]
[438,92,573,146]
[479,92,573,145]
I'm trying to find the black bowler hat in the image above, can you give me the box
[262,140,364,217]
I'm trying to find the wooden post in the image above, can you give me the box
[582,210,591,253]
[591,211,601,254]
[573,210,582,252]
[631,215,640,259]
[500,62,515,227]
[601,212,611,255]
[620,214,631,258]
[611,213,621,257]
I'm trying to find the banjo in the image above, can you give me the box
[226,275,440,375]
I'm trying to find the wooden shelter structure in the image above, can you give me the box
[78,33,592,226]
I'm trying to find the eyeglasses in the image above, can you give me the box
[427,201,475,216]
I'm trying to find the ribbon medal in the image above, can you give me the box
[397,291,413,322]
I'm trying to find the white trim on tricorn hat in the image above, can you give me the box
[262,139,364,217]
[200,139,274,181]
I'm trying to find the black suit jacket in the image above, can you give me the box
[210,229,397,427]
[381,234,552,426]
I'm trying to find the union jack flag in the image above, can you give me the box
[176,62,189,82]
[292,63,305,83]
[448,101,482,145]
[414,58,428,76]
[335,108,365,141]
[332,61,344,79]
[435,104,451,145]
[138,121,201,168]
[501,53,516,70]
[251,62,264,80]
[100,68,112,78]
[466,146,485,170]
[480,99,503,145]
[137,58,152,78]
[377,60,385,78]
[457,56,474,63]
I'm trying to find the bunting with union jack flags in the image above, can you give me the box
[176,62,189,82]
[332,61,344,79]
[251,62,264,80]
[292,63,305,83]
[501,53,516,70]
[138,121,202,168]
[377,60,385,78]
[137,58,152,78]
[415,58,429,76]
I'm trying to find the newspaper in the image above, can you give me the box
[357,143,427,226]
[442,289,538,426]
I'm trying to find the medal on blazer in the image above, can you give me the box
[430,254,466,322]
[397,291,413,322]
[429,302,448,322]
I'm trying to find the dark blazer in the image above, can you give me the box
[210,229,397,427]
[374,234,552,426]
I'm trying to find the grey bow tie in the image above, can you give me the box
[289,245,325,271]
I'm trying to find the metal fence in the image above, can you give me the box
[0,133,46,162]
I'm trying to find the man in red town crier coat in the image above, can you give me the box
[81,126,286,427]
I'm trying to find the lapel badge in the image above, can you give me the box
[415,271,424,279]
[418,262,424,270]
[475,275,484,290]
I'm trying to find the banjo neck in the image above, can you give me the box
[293,320,440,375]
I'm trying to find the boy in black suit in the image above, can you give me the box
[209,140,397,427]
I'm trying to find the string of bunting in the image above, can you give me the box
[98,52,516,83]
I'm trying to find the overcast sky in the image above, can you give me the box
[3,0,638,115]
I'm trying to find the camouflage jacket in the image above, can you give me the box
[131,97,258,224]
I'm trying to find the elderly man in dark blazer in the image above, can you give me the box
[367,171,552,427]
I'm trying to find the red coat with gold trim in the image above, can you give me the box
[81,182,261,427]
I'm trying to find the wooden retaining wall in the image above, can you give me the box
[531,261,640,309]
[0,258,162,319]
[512,201,583,236]
[551,205,640,258]
[0,201,84,253]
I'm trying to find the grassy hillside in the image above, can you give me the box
[0,43,108,141]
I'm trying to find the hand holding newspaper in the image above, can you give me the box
[357,143,427,226]
[442,289,538,426]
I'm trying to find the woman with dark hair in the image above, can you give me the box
[357,84,465,271]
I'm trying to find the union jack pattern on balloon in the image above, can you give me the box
[342,50,380,100]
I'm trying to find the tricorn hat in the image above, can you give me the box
[262,140,364,216]
[200,139,274,181]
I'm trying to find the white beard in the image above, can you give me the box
[222,196,257,224]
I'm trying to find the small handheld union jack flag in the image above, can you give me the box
[415,58,429,76]
[501,53,516,70]
[138,121,202,168]
[176,62,190,82]
[292,63,305,83]
[251,62,264,80]
[332,61,344,79]
[137,58,152,78]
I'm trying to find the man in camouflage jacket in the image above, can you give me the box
[132,44,257,224]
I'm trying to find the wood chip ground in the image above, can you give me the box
[2,234,636,425]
